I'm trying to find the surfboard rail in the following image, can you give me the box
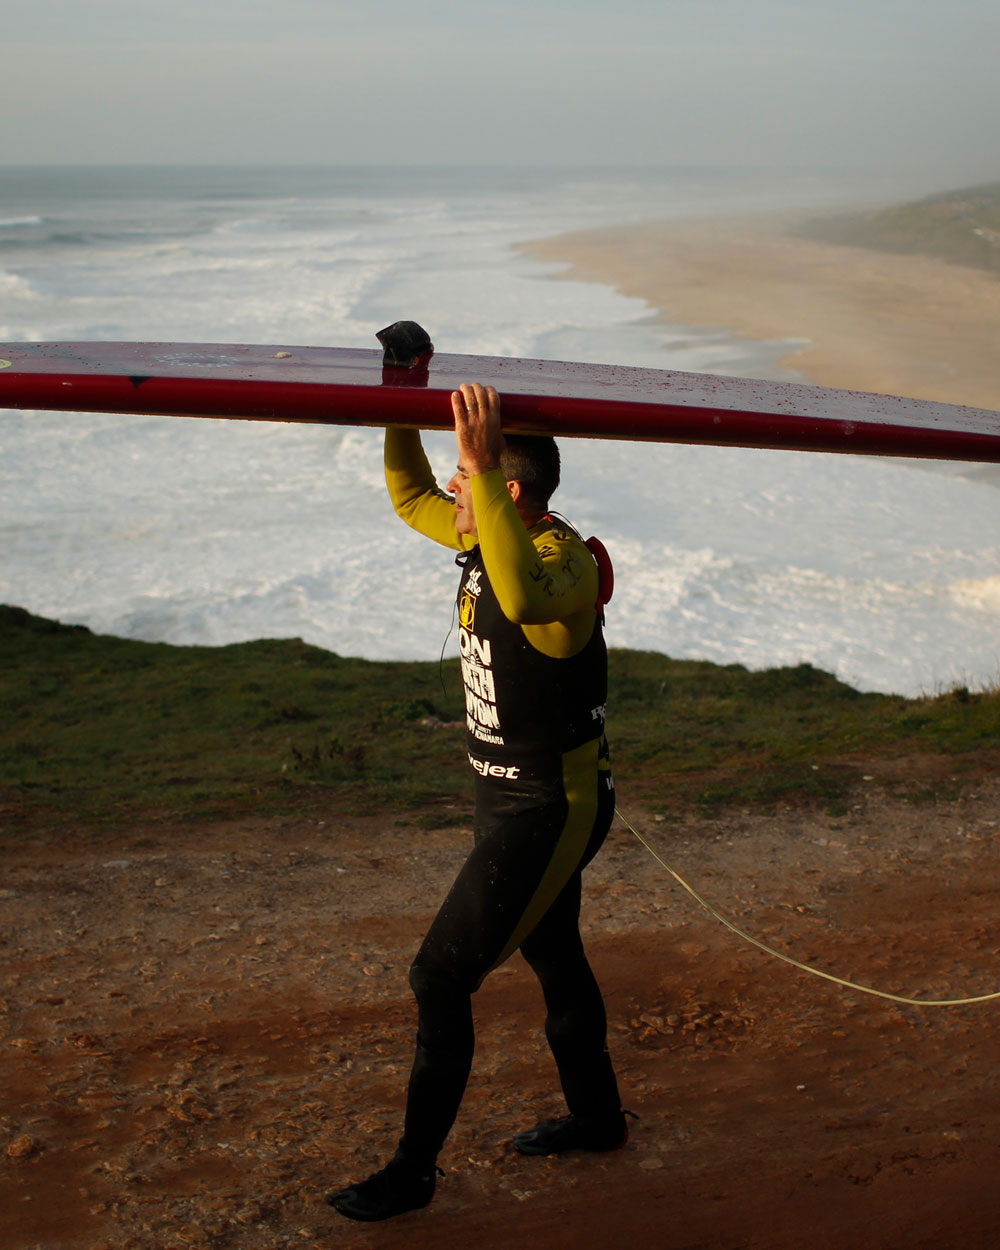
[2,340,999,462]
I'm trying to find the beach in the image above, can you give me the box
[521,211,1000,411]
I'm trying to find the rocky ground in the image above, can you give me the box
[4,771,1000,1249]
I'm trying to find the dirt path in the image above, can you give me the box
[4,779,1000,1249]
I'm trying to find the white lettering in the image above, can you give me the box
[466,715,506,745]
[467,753,521,780]
[465,688,500,729]
[461,658,496,702]
[458,627,492,666]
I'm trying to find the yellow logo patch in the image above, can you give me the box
[458,591,476,631]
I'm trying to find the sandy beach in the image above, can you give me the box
[521,212,1000,412]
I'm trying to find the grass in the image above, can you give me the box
[2,605,999,833]
[1,605,467,829]
[608,651,998,814]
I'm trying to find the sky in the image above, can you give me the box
[3,0,999,183]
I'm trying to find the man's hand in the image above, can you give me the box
[451,383,504,477]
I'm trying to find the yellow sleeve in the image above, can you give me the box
[470,470,599,658]
[384,427,475,552]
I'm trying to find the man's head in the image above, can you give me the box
[499,435,561,515]
[448,434,560,536]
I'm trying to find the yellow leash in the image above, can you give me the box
[616,808,1000,1008]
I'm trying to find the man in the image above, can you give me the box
[327,383,625,1222]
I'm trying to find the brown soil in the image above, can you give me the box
[4,774,1000,1250]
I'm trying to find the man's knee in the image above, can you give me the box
[408,960,475,1054]
[520,925,585,976]
[408,959,471,1006]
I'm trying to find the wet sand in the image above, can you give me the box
[521,212,1000,412]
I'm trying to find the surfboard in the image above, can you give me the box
[2,336,999,462]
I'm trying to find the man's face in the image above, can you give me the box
[447,465,477,536]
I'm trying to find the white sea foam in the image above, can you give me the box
[1,165,997,696]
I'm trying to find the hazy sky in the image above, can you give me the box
[4,0,998,181]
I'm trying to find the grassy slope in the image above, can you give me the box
[798,182,1000,274]
[3,605,998,834]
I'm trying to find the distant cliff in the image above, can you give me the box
[799,182,1000,274]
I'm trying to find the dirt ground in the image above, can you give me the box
[4,768,1000,1250]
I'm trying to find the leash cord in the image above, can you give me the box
[616,807,1000,1008]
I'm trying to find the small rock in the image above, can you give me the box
[7,1134,38,1159]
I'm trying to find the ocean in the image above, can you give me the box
[1,164,998,696]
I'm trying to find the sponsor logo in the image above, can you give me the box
[459,626,503,743]
[462,658,496,703]
[458,627,491,664]
[465,686,500,729]
[458,567,484,630]
[468,754,521,780]
[458,590,476,630]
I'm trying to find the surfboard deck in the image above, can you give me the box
[2,339,999,461]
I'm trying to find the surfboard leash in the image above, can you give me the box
[615,807,1000,1008]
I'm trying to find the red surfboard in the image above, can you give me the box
[1,337,999,462]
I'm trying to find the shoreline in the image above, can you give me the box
[519,210,1000,411]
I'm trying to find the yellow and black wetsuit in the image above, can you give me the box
[385,428,621,1165]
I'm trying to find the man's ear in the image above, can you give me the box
[506,479,523,504]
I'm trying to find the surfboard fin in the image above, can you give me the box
[377,321,434,368]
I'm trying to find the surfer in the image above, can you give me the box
[326,383,627,1222]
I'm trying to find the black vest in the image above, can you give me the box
[456,537,607,762]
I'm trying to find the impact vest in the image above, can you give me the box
[456,523,608,762]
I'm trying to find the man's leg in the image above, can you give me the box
[514,762,626,1155]
[519,875,623,1125]
[396,779,573,1162]
[329,776,574,1220]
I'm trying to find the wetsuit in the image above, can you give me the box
[385,427,622,1165]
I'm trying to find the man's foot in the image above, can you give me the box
[325,1155,438,1222]
[512,1111,629,1156]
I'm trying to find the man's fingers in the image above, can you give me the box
[453,382,494,416]
[451,382,503,475]
[452,383,499,424]
[451,388,470,423]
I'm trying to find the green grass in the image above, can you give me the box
[797,182,1000,275]
[1,605,468,829]
[607,651,998,813]
[2,606,998,832]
